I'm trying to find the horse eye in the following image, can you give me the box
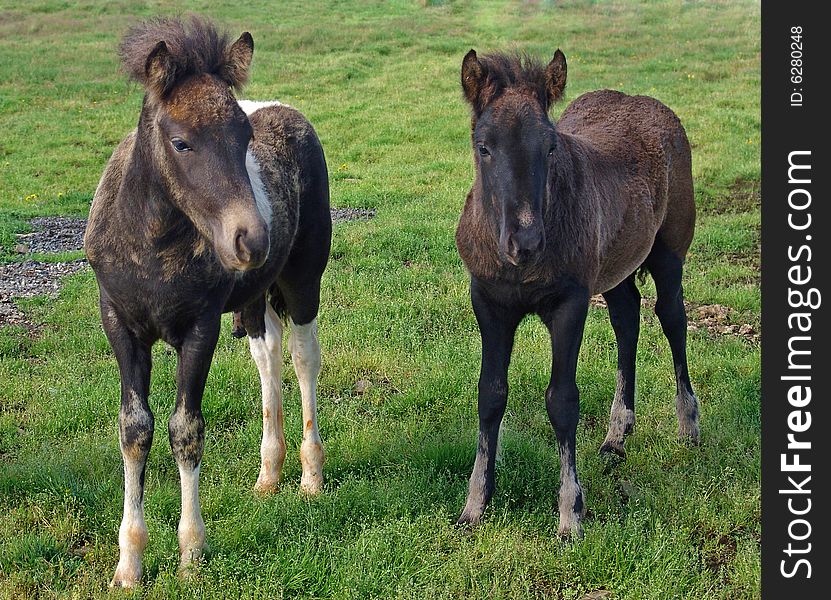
[171,138,191,153]
[547,146,555,157]
[478,145,490,157]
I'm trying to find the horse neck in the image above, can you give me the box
[115,112,195,245]
[544,132,580,215]
[541,131,601,263]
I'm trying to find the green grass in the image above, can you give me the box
[0,1,760,598]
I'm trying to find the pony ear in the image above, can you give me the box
[144,41,178,98]
[545,49,567,104]
[461,49,485,107]
[222,32,254,90]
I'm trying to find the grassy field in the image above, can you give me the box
[0,1,760,598]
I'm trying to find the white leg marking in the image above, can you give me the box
[177,463,206,575]
[249,304,286,493]
[557,448,585,538]
[111,453,148,587]
[111,391,151,588]
[168,406,207,576]
[601,369,636,454]
[458,431,495,525]
[676,375,700,442]
[289,317,324,494]
[495,421,504,465]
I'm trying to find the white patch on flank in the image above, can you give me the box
[237,99,284,115]
[245,149,273,229]
[289,317,325,494]
[248,303,286,492]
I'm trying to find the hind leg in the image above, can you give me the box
[277,279,325,495]
[275,190,330,494]
[646,238,700,442]
[243,296,287,493]
[599,275,641,458]
[289,317,324,494]
[231,311,247,338]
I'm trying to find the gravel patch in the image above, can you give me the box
[12,209,373,256]
[0,259,89,330]
[2,208,375,329]
[331,207,375,223]
[0,259,88,300]
[14,216,87,254]
[0,301,32,330]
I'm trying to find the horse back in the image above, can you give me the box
[557,90,695,291]
[558,89,692,205]
[558,89,690,157]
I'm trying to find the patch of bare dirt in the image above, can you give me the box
[331,207,376,223]
[691,525,742,581]
[701,178,760,215]
[590,296,758,343]
[688,303,758,342]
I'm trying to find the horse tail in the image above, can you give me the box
[268,284,289,324]
[231,311,247,338]
[635,263,650,285]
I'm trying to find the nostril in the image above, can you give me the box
[507,234,520,258]
[234,229,251,261]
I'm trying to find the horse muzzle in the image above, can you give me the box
[216,216,270,272]
[501,225,546,266]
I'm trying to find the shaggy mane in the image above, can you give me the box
[475,52,551,109]
[119,16,248,92]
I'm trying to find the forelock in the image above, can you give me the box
[119,16,247,92]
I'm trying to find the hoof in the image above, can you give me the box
[556,505,586,540]
[299,440,324,495]
[599,439,626,459]
[676,391,700,444]
[678,427,700,446]
[299,473,323,496]
[455,511,482,529]
[253,476,280,495]
[557,518,584,540]
[109,578,140,589]
[178,547,204,579]
[110,561,142,589]
[677,415,700,445]
[557,484,587,540]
